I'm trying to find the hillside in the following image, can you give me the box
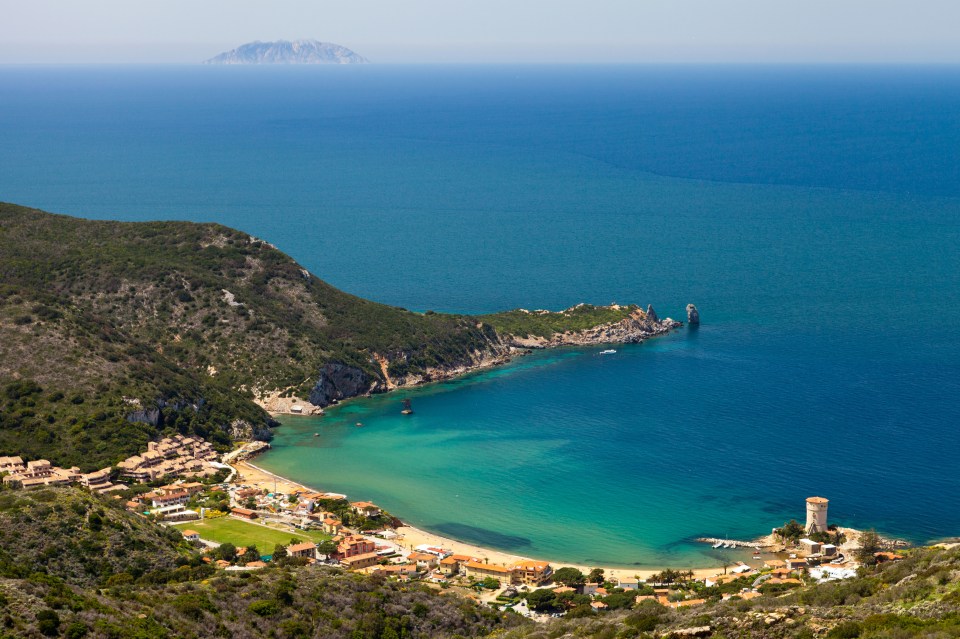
[0,203,676,469]
[0,487,958,638]
[0,486,523,639]
[205,40,368,64]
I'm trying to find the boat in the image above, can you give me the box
[712,541,723,549]
[401,399,414,415]
[313,433,319,437]
[599,349,617,355]
[355,422,364,428]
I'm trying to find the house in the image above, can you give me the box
[150,490,189,509]
[785,558,809,571]
[322,517,343,535]
[799,538,822,556]
[511,559,553,586]
[582,583,600,596]
[181,529,200,541]
[0,456,25,473]
[591,601,608,610]
[764,559,786,569]
[340,552,380,571]
[151,504,198,521]
[350,501,382,518]
[231,507,258,519]
[336,535,376,559]
[288,542,317,560]
[439,556,460,576]
[463,561,513,582]
[617,578,640,590]
[374,563,421,578]
[407,552,439,570]
[822,544,838,557]
[79,468,112,489]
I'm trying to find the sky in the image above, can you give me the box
[1,0,958,64]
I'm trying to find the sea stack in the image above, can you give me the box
[646,304,659,323]
[686,304,700,325]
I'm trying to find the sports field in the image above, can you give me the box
[173,517,330,551]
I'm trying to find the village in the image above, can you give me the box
[0,438,907,619]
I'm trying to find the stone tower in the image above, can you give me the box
[805,496,829,533]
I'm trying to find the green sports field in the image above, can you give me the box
[173,517,330,552]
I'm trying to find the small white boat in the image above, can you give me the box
[599,349,617,355]
[712,541,723,549]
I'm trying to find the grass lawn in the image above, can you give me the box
[173,517,330,552]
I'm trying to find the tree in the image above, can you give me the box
[272,544,288,562]
[217,543,237,561]
[857,530,881,566]
[241,545,259,563]
[588,568,605,584]
[554,567,586,587]
[775,520,806,543]
[525,588,560,613]
[317,539,337,558]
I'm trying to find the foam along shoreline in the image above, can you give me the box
[231,458,760,580]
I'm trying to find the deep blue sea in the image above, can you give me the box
[2,65,959,567]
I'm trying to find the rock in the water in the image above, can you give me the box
[686,303,700,325]
[646,304,659,323]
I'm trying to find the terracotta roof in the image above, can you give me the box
[181,529,199,537]
[341,552,380,564]
[464,561,512,574]
[288,542,317,553]
[512,559,550,572]
[407,553,436,561]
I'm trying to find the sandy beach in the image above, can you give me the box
[233,460,315,495]
[231,457,734,581]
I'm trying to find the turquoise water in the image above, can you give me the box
[1,65,959,566]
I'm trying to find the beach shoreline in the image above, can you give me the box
[231,456,766,580]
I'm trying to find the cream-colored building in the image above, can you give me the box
[805,496,829,533]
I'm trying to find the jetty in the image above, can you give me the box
[698,537,767,550]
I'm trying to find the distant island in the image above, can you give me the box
[205,39,368,65]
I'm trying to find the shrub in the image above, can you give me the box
[248,599,280,617]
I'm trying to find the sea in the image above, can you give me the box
[1,64,959,568]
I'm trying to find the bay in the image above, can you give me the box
[1,64,959,565]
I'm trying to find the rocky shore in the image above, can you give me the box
[256,304,685,415]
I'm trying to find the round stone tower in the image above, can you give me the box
[805,496,829,533]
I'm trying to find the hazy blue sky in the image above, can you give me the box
[1,0,958,63]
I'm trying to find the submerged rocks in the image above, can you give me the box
[686,303,700,325]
